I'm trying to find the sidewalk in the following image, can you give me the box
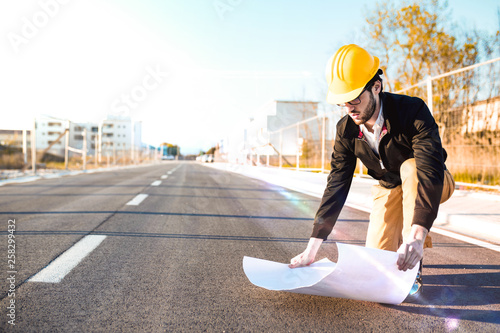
[206,163,500,249]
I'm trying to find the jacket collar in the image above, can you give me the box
[380,92,392,133]
[357,124,388,140]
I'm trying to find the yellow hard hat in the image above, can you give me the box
[325,44,380,105]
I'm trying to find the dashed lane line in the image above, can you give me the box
[28,235,107,283]
[126,194,149,206]
[25,165,183,284]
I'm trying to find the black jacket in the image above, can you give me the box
[311,92,446,240]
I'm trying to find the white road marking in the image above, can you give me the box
[430,228,500,253]
[29,235,107,283]
[151,180,162,186]
[161,175,168,179]
[126,194,149,205]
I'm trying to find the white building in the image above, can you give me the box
[35,116,68,156]
[223,100,323,164]
[99,115,142,156]
[462,96,500,133]
[69,122,99,154]
[35,115,142,158]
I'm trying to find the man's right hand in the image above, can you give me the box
[288,237,323,268]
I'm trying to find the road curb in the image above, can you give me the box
[0,162,163,186]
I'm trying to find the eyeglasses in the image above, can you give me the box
[337,87,368,107]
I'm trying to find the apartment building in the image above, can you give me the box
[34,116,142,157]
[222,100,322,163]
[99,116,142,155]
[248,100,319,155]
[35,116,68,156]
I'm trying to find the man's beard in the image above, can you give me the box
[351,91,376,125]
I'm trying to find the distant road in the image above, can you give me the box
[0,162,498,332]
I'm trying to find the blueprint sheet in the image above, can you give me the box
[243,243,419,304]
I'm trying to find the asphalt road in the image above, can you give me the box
[0,162,498,332]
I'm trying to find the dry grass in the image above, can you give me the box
[443,131,500,186]
[0,153,25,169]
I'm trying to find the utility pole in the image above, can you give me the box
[426,76,433,115]
[64,122,70,170]
[296,124,300,171]
[321,114,326,173]
[94,132,98,168]
[82,128,87,170]
[98,123,102,164]
[31,119,37,174]
[279,130,283,169]
[131,121,135,164]
[23,129,27,165]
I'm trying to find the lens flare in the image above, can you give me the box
[279,190,315,216]
[445,317,459,331]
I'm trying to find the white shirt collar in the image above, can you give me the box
[360,101,384,155]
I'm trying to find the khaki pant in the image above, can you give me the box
[365,159,455,252]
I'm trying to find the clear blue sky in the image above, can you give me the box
[1,0,498,154]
